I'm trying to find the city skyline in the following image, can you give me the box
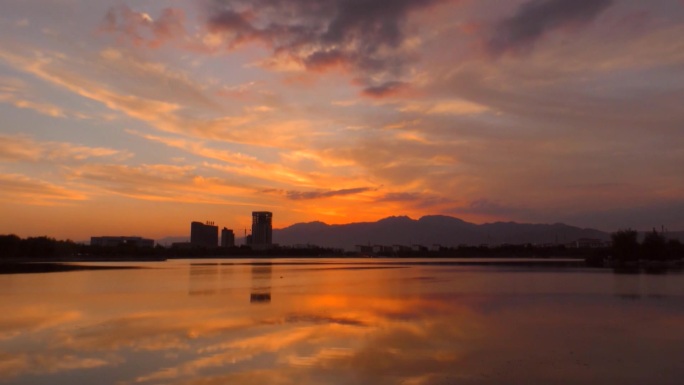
[186,212,272,248]
[1,0,684,241]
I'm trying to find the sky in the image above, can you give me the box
[1,0,683,240]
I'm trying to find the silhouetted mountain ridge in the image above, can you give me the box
[273,215,609,250]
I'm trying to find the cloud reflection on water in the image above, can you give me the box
[1,261,684,384]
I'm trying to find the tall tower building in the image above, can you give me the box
[190,221,218,248]
[251,211,273,247]
[221,227,235,247]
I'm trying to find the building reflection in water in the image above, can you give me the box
[187,262,271,303]
[250,263,272,304]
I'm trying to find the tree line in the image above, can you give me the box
[0,235,78,259]
[610,229,683,263]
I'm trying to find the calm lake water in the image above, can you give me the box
[1,258,683,385]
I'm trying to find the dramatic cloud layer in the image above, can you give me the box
[103,0,445,93]
[1,0,683,239]
[486,0,614,55]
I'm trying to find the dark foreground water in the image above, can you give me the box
[1,258,683,385]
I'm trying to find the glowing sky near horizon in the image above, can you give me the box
[1,0,683,240]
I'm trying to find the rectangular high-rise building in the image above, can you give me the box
[221,227,235,247]
[251,211,272,246]
[190,221,218,248]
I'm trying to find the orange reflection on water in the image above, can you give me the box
[1,260,684,385]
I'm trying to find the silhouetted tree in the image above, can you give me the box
[23,236,57,258]
[611,229,639,263]
[666,239,683,261]
[642,229,667,261]
[0,235,80,259]
[0,234,21,259]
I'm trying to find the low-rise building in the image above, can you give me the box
[411,244,427,252]
[570,238,607,248]
[372,245,393,253]
[392,245,411,252]
[355,245,373,254]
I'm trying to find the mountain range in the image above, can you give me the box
[272,215,610,250]
[156,215,683,250]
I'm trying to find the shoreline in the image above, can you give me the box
[0,262,143,274]
[2,256,682,275]
[0,256,592,276]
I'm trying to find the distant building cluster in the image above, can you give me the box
[569,238,610,248]
[356,238,611,254]
[355,244,433,254]
[90,211,273,250]
[185,211,273,249]
[90,236,154,248]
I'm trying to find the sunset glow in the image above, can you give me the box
[1,0,683,240]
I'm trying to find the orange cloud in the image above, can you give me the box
[0,134,131,163]
[66,163,262,205]
[397,99,490,115]
[0,173,88,205]
[0,93,65,117]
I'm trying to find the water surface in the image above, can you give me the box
[1,258,683,384]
